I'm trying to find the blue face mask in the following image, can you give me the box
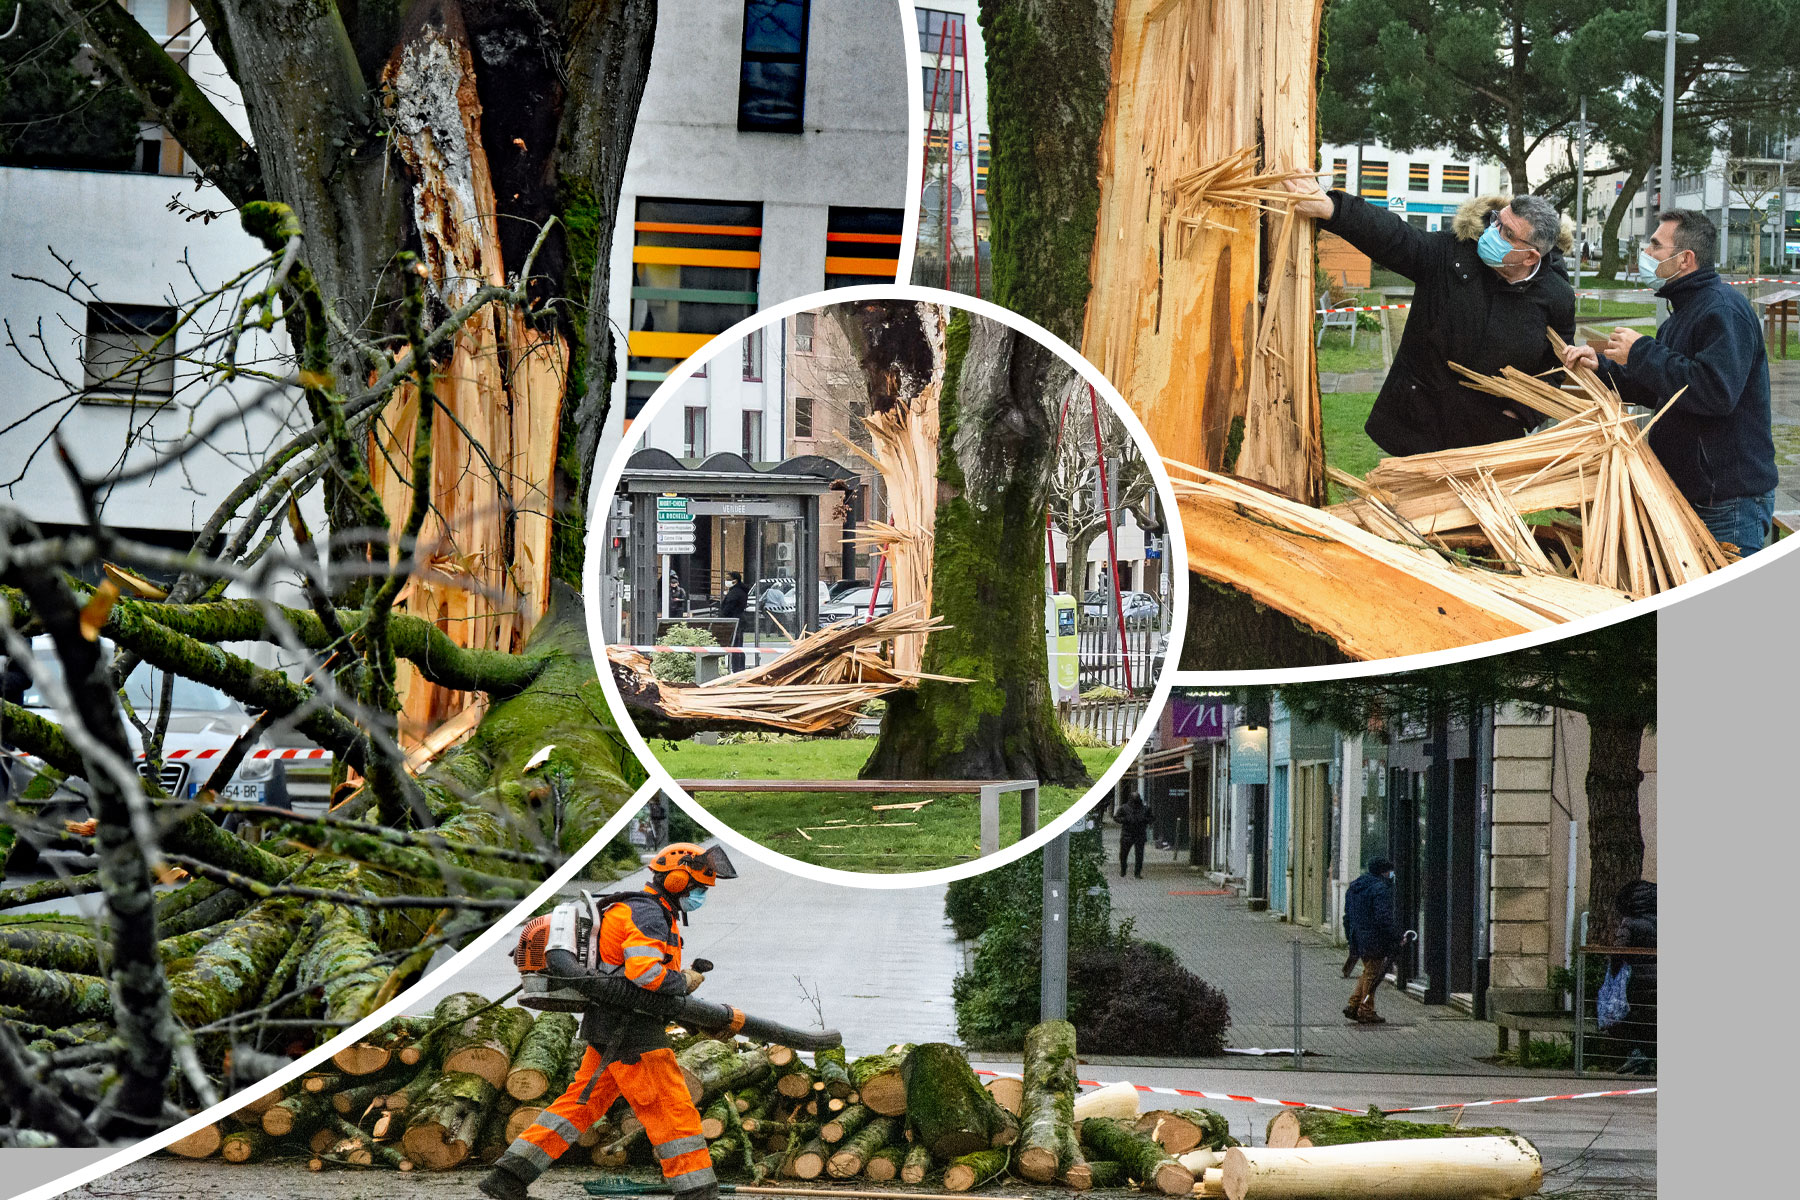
[679,886,708,912]
[1476,222,1517,268]
[1639,247,1674,281]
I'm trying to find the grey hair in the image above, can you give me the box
[1509,195,1561,254]
[1658,209,1717,266]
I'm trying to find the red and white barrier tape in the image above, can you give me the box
[973,1069,1654,1115]
[1323,303,1411,313]
[137,747,331,761]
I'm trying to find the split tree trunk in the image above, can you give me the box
[862,315,1090,786]
[1219,1137,1542,1200]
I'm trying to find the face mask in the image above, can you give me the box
[679,886,708,912]
[1476,222,1515,268]
[1639,247,1677,280]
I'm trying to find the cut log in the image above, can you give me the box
[166,1123,223,1159]
[821,1103,872,1144]
[814,1044,854,1098]
[1072,1081,1140,1125]
[984,1076,1023,1116]
[263,1091,332,1138]
[783,1135,829,1180]
[1015,1020,1080,1183]
[301,1072,339,1094]
[1075,1160,1125,1189]
[865,1145,904,1182]
[334,1079,394,1117]
[849,1044,913,1115]
[767,1043,797,1068]
[702,1094,738,1140]
[1265,1109,1519,1149]
[900,1043,1017,1158]
[1137,1107,1237,1154]
[505,1105,543,1143]
[827,1116,901,1178]
[440,1003,535,1089]
[776,1062,817,1099]
[693,1047,774,1102]
[1179,1148,1223,1173]
[401,1068,499,1169]
[1079,1116,1193,1196]
[475,1093,523,1164]
[595,1119,649,1169]
[239,1085,288,1116]
[1219,1137,1542,1200]
[902,1142,933,1184]
[943,1147,1011,1192]
[221,1129,273,1164]
[335,1009,446,1075]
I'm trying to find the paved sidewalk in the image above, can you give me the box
[1771,359,1800,525]
[1099,826,1508,1076]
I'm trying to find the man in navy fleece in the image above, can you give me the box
[1562,209,1777,554]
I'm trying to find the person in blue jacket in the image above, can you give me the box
[1562,209,1777,554]
[1342,857,1400,1024]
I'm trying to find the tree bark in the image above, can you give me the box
[1137,1107,1236,1154]
[1583,714,1647,944]
[848,1046,912,1116]
[944,1147,1013,1192]
[827,1115,901,1178]
[506,1010,577,1101]
[1596,158,1654,282]
[863,315,1090,785]
[1180,577,1351,671]
[1264,1109,1516,1149]
[900,1043,1019,1160]
[1078,1116,1193,1196]
[1015,1020,1080,1182]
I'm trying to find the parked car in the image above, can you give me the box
[2,637,282,870]
[820,583,895,624]
[827,578,869,601]
[1081,589,1163,627]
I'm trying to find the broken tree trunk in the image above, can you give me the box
[1014,1020,1080,1183]
[900,1043,1019,1159]
[1219,1137,1543,1200]
[1078,1116,1194,1196]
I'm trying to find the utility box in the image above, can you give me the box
[1045,593,1079,703]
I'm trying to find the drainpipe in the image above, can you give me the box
[1473,704,1493,1020]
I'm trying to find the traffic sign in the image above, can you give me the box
[657,519,694,533]
[657,543,695,556]
[656,496,690,521]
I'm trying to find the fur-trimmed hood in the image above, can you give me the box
[1451,192,1576,254]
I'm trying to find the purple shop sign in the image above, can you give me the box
[1170,694,1229,741]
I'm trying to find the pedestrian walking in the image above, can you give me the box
[717,571,749,647]
[1115,793,1151,879]
[1342,857,1401,1025]
[1610,880,1658,1075]
[646,792,670,847]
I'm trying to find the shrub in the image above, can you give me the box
[1068,938,1232,1056]
[1060,722,1108,748]
[650,624,718,683]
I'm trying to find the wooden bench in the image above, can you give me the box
[1486,987,1596,1067]
[675,779,1040,856]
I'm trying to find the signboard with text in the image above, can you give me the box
[1170,694,1229,741]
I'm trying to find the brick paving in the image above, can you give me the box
[1098,826,1514,1076]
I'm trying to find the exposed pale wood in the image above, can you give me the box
[984,1076,1023,1116]
[1219,1137,1542,1200]
[1070,1081,1140,1125]
[167,1123,223,1158]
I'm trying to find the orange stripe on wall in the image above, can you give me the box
[825,232,904,244]
[825,256,900,277]
[633,222,763,237]
[632,246,762,269]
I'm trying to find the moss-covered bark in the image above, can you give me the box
[1015,1020,1079,1182]
[901,1043,1019,1160]
[1178,576,1351,671]
[863,314,1089,786]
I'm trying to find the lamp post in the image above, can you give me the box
[1573,97,1595,291]
[1645,1,1699,320]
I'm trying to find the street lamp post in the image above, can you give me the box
[1573,96,1594,291]
[1645,0,1698,320]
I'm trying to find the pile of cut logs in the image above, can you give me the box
[163,1001,1540,1199]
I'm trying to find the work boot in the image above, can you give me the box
[478,1165,531,1200]
[1355,1011,1387,1025]
[1342,1005,1359,1020]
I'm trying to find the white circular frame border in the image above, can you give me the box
[584,284,1191,890]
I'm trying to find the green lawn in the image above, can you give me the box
[1573,298,1656,320]
[655,736,1120,873]
[1315,328,1386,374]
[1321,391,1382,502]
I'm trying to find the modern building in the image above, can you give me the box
[910,2,989,295]
[608,0,911,442]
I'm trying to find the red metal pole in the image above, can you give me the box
[1044,511,1059,592]
[866,551,888,621]
[958,21,982,298]
[920,20,951,279]
[1089,383,1133,692]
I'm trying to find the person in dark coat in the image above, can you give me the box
[716,571,749,648]
[1342,858,1401,1024]
[1287,180,1576,456]
[1115,793,1151,879]
[1562,209,1777,554]
[1610,880,1658,1074]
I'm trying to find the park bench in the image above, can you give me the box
[1486,987,1595,1067]
[675,778,1040,857]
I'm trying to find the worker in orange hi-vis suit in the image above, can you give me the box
[481,842,739,1200]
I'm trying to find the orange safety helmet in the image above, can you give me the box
[649,842,739,894]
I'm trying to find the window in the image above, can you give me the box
[794,395,815,440]
[738,1,810,133]
[916,8,965,55]
[976,135,990,216]
[1332,158,1348,189]
[1442,164,1471,194]
[1358,160,1388,200]
[683,406,708,459]
[1408,162,1430,192]
[743,328,763,380]
[825,207,904,288]
[794,312,816,354]
[922,68,963,113]
[627,198,762,418]
[742,411,765,461]
[1407,214,1429,230]
[83,302,176,399]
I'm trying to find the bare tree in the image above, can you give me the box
[1044,389,1156,604]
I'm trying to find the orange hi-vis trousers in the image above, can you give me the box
[498,1046,714,1191]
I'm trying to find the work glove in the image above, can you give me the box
[681,968,705,992]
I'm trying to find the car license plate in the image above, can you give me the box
[223,782,265,803]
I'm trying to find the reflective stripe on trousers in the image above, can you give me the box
[500,1045,709,1183]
